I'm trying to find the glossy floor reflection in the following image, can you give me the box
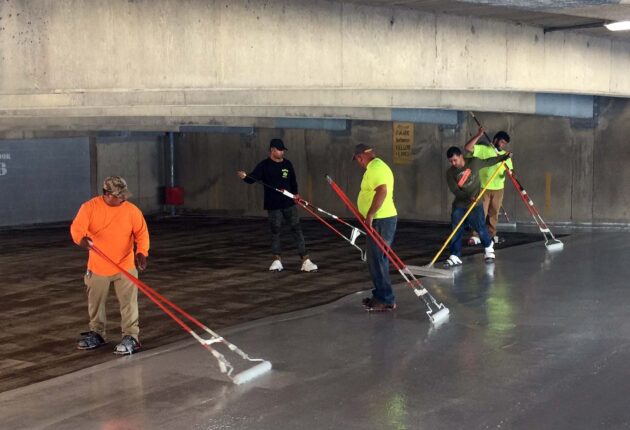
[2,231,630,429]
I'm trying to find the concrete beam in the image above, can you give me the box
[0,0,628,132]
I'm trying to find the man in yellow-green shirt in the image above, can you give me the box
[353,144,398,312]
[464,127,512,243]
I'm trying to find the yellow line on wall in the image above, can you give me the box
[545,172,552,216]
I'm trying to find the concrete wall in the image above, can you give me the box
[1,101,627,227]
[174,98,630,225]
[95,135,165,214]
[0,134,164,227]
[1,0,630,132]
[593,98,630,223]
[0,137,90,226]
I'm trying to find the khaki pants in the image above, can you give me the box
[482,188,505,238]
[84,269,139,341]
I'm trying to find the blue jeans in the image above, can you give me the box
[366,216,397,305]
[449,205,492,257]
[268,206,307,257]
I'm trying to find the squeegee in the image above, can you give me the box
[88,242,272,385]
[327,175,450,325]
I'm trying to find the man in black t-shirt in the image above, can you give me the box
[237,139,318,272]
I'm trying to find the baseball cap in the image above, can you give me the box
[352,144,373,160]
[103,176,132,199]
[269,138,288,151]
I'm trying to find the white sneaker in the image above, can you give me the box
[301,258,318,272]
[269,259,283,272]
[484,244,495,261]
[468,236,481,246]
[444,255,463,267]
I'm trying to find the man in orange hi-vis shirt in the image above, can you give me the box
[71,176,150,355]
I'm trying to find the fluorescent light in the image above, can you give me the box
[605,21,630,31]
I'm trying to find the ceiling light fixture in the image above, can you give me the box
[605,21,630,32]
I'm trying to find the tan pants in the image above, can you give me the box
[482,188,505,238]
[84,269,139,341]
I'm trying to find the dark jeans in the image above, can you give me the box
[449,205,492,257]
[366,216,397,306]
[268,206,307,257]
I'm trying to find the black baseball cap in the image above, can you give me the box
[352,144,373,160]
[270,138,288,151]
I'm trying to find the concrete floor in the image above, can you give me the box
[2,229,630,429]
[0,217,540,393]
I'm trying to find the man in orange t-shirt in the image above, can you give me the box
[71,176,150,355]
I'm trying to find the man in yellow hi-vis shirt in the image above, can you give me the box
[352,144,398,312]
[464,127,513,244]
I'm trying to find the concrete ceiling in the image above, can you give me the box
[342,0,630,40]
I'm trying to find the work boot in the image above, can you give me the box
[269,257,283,272]
[362,297,396,312]
[300,258,318,272]
[114,335,141,355]
[77,331,106,350]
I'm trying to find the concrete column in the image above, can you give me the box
[570,128,595,223]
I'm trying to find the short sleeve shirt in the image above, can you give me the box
[357,158,397,219]
[471,144,513,190]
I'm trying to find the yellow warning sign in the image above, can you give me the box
[393,122,413,165]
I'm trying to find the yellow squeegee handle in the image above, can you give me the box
[429,160,508,266]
